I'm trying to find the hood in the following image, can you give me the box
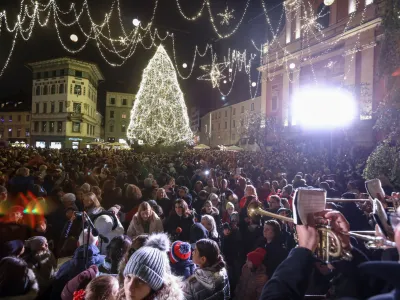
[74,245,105,265]
[194,262,227,291]
[0,269,39,300]
[190,223,208,245]
[173,259,196,269]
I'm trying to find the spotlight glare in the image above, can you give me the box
[132,18,140,27]
[229,68,232,72]
[222,96,226,100]
[223,80,227,84]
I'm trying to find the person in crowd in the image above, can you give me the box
[192,180,204,200]
[239,185,258,209]
[74,188,85,211]
[257,181,273,207]
[8,167,34,196]
[0,239,25,259]
[189,222,209,249]
[118,233,184,300]
[192,190,209,218]
[209,193,222,215]
[169,240,196,279]
[83,192,104,218]
[219,179,235,212]
[122,184,143,224]
[73,275,120,300]
[201,199,221,228]
[201,214,221,247]
[178,186,193,208]
[222,201,236,223]
[100,235,132,275]
[234,247,268,300]
[61,193,79,212]
[183,239,230,300]
[268,195,282,214]
[94,210,125,254]
[0,256,39,299]
[155,188,172,217]
[91,186,102,203]
[256,220,288,279]
[204,178,219,194]
[165,199,194,242]
[24,236,57,296]
[234,177,247,201]
[61,265,99,300]
[126,202,163,238]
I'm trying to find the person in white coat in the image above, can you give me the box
[93,210,125,255]
[127,202,163,239]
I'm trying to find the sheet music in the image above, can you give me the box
[294,188,326,225]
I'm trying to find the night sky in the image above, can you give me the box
[0,0,283,115]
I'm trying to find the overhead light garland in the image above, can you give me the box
[198,54,227,88]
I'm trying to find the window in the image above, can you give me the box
[18,115,21,122]
[87,123,90,135]
[122,99,127,105]
[241,106,244,113]
[233,108,236,115]
[35,86,41,96]
[8,128,12,138]
[26,115,30,122]
[44,71,48,78]
[43,86,48,95]
[43,103,47,113]
[49,121,55,132]
[225,110,227,117]
[218,112,221,119]
[73,103,81,113]
[110,98,115,105]
[251,103,254,111]
[34,122,39,132]
[57,121,62,132]
[51,102,55,113]
[52,70,57,77]
[74,84,82,95]
[348,0,356,13]
[36,72,41,79]
[212,124,214,131]
[59,102,63,112]
[25,128,30,137]
[17,128,21,137]
[42,121,47,132]
[75,70,83,77]
[122,113,127,119]
[110,111,114,118]
[121,124,126,132]
[224,122,227,129]
[70,84,73,94]
[60,69,65,76]
[36,103,39,113]
[59,84,64,94]
[232,133,235,140]
[83,87,86,96]
[9,115,12,122]
[109,125,114,132]
[233,120,235,128]
[218,123,220,129]
[317,3,330,28]
[72,122,80,132]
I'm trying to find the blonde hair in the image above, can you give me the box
[201,215,218,239]
[245,185,258,198]
[83,192,101,209]
[156,188,167,200]
[137,202,154,224]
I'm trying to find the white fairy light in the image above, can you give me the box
[198,54,226,88]
[127,45,192,146]
[182,63,187,68]
[217,6,235,25]
[251,82,256,87]
[70,34,78,42]
[132,18,140,27]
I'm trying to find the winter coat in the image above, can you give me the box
[0,268,39,300]
[171,259,196,280]
[94,213,125,254]
[126,212,163,238]
[52,244,105,300]
[156,197,173,217]
[165,213,195,242]
[26,250,57,293]
[234,264,268,300]
[256,237,288,279]
[117,273,185,300]
[183,262,230,300]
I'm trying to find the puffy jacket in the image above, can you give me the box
[171,259,196,280]
[126,212,163,238]
[183,261,230,300]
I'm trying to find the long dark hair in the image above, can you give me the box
[0,256,30,297]
[107,235,132,273]
[172,199,191,217]
[195,239,225,270]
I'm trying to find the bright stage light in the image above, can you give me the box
[70,34,78,42]
[292,87,356,128]
[132,18,140,27]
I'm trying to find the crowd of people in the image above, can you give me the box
[0,145,399,300]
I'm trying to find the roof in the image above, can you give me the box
[0,92,31,112]
[25,57,105,82]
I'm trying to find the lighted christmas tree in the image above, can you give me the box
[127,45,193,146]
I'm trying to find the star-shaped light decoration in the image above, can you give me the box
[119,36,127,45]
[197,55,226,88]
[217,7,235,26]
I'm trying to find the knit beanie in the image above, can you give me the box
[226,202,234,210]
[247,248,266,268]
[61,265,99,300]
[189,223,208,245]
[123,233,170,291]
[25,236,47,252]
[170,241,191,263]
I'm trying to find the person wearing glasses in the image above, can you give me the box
[165,199,194,242]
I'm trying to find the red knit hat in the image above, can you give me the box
[247,248,266,267]
[61,265,98,300]
[170,241,191,263]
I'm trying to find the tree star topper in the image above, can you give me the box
[218,7,235,26]
[198,55,226,88]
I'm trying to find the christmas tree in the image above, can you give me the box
[127,45,193,146]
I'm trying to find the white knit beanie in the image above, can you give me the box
[123,233,170,291]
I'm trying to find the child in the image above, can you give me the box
[234,248,268,300]
[169,241,196,279]
[73,275,119,300]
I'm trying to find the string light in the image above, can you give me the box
[127,45,193,146]
[217,6,235,26]
[132,18,140,26]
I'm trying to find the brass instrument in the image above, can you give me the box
[247,202,342,263]
[326,198,371,202]
[347,231,396,249]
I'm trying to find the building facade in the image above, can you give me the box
[200,97,261,148]
[259,0,383,145]
[105,91,135,143]
[0,93,31,145]
[27,58,104,149]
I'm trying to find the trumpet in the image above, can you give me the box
[247,202,341,263]
[346,231,396,249]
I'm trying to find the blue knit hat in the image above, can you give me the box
[123,233,170,291]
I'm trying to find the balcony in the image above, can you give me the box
[68,112,83,121]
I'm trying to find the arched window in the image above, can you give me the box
[316,3,330,29]
[43,85,48,95]
[51,85,56,94]
[35,86,41,96]
[59,84,64,94]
